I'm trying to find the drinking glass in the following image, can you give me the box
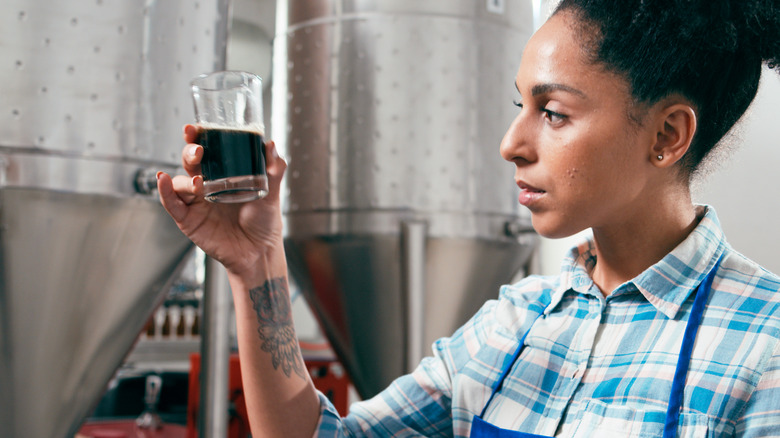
[190,71,268,203]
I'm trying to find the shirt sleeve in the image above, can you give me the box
[735,338,780,437]
[311,298,502,437]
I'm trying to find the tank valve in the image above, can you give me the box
[504,220,533,238]
[135,374,163,429]
[134,168,159,195]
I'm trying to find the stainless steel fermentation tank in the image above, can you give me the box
[0,1,229,437]
[274,0,538,398]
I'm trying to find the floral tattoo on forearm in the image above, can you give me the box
[249,277,306,380]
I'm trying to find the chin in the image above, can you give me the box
[531,215,586,240]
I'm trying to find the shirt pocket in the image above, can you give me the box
[570,399,710,438]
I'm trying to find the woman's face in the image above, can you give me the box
[501,12,658,239]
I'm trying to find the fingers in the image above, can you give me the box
[157,172,187,223]
[157,171,203,223]
[182,143,203,177]
[182,124,202,144]
[265,140,287,201]
[182,125,203,177]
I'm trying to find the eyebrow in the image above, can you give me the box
[514,82,587,99]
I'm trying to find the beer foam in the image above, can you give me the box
[196,122,265,136]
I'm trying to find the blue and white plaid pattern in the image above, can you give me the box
[314,206,780,437]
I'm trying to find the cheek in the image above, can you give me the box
[563,167,581,189]
[559,156,611,197]
[566,167,579,182]
[547,132,617,192]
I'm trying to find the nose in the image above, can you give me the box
[499,111,537,165]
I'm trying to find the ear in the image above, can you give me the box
[650,103,697,168]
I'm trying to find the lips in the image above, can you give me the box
[516,180,546,207]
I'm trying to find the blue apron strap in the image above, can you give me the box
[479,310,546,419]
[662,253,724,438]
[471,415,551,438]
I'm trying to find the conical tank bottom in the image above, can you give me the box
[0,188,193,438]
[286,234,535,399]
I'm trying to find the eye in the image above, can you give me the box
[512,99,523,109]
[543,108,566,125]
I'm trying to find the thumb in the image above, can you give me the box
[265,140,287,201]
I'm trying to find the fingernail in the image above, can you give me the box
[156,171,163,180]
[189,146,198,157]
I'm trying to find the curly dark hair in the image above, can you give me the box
[554,0,780,179]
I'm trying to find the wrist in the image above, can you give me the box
[223,242,287,289]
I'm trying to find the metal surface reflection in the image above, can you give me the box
[275,0,538,398]
[0,0,228,436]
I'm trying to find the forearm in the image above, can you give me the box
[227,243,321,438]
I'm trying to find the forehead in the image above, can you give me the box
[517,12,627,97]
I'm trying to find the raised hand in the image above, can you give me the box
[156,124,288,278]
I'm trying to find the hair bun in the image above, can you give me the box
[554,0,780,178]
[734,0,780,70]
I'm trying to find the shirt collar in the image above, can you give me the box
[547,205,727,319]
[546,238,599,314]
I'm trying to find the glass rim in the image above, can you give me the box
[190,70,262,92]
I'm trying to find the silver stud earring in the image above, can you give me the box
[657,155,664,161]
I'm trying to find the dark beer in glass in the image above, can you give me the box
[191,71,268,203]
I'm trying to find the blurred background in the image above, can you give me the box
[0,0,777,437]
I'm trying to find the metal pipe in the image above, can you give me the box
[402,220,427,372]
[199,256,232,438]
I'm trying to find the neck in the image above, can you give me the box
[590,195,699,295]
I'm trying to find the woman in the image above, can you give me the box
[157,0,780,436]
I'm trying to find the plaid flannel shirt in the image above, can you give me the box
[314,206,780,437]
